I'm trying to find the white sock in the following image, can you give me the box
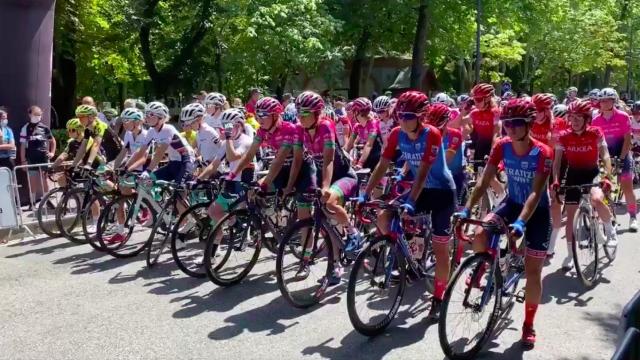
[566,240,573,257]
[547,228,560,254]
[116,223,125,234]
[604,221,615,236]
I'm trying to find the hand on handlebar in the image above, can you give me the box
[453,207,470,220]
[400,198,416,217]
[599,178,612,193]
[508,219,525,239]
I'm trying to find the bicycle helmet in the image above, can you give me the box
[256,97,284,116]
[372,96,392,112]
[457,94,470,104]
[552,104,568,118]
[470,83,495,98]
[144,101,170,119]
[433,92,450,104]
[295,91,325,113]
[283,103,297,122]
[567,86,578,94]
[588,89,600,99]
[501,91,515,101]
[426,103,450,129]
[394,91,430,114]
[180,103,205,124]
[532,93,555,110]
[66,118,84,131]
[75,104,98,117]
[631,101,640,115]
[323,107,338,122]
[351,97,373,114]
[120,108,144,122]
[102,108,118,119]
[567,99,592,118]
[220,108,246,127]
[500,99,536,122]
[598,87,618,100]
[204,92,226,107]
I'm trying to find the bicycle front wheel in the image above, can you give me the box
[346,235,406,336]
[572,208,598,288]
[439,252,500,360]
[146,205,174,268]
[97,195,155,258]
[37,187,66,238]
[171,202,212,278]
[55,188,85,244]
[276,218,334,308]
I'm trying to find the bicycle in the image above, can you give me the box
[346,199,436,336]
[438,217,526,360]
[36,167,79,238]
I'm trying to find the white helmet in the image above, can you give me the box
[433,92,450,104]
[598,87,618,100]
[220,108,245,127]
[204,92,226,107]
[120,108,144,122]
[372,96,392,112]
[144,101,169,119]
[180,103,205,124]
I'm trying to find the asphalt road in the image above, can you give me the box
[0,207,638,360]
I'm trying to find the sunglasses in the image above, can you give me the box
[473,97,486,103]
[373,109,388,114]
[256,111,271,119]
[396,112,419,121]
[297,110,313,117]
[502,118,527,128]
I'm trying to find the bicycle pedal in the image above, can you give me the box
[515,289,525,303]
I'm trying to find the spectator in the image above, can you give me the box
[193,90,207,104]
[81,96,95,106]
[282,93,293,107]
[245,88,261,115]
[0,108,16,170]
[19,106,56,205]
[232,98,243,109]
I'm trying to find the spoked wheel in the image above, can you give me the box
[171,202,212,278]
[97,195,156,258]
[81,193,108,249]
[438,253,500,360]
[346,236,406,336]
[602,223,617,262]
[276,218,334,308]
[572,208,598,288]
[37,187,66,238]
[55,188,85,244]
[204,209,262,286]
[146,206,175,268]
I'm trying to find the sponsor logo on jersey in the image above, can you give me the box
[566,145,594,153]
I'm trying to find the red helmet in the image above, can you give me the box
[351,97,372,114]
[394,91,430,115]
[471,83,495,98]
[426,103,450,129]
[255,97,284,115]
[567,99,593,118]
[500,99,536,122]
[532,93,555,110]
[295,91,325,113]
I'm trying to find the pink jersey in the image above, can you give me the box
[592,108,631,157]
[302,118,337,158]
[255,121,300,152]
[352,118,381,145]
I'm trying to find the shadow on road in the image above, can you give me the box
[5,239,81,258]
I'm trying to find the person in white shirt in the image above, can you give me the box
[204,92,226,131]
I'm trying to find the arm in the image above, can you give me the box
[492,121,501,146]
[285,145,303,192]
[71,139,88,167]
[0,139,15,151]
[85,136,102,164]
[146,143,167,172]
[552,148,563,184]
[224,139,243,162]
[198,158,222,180]
[49,134,57,157]
[621,133,632,160]
[344,133,356,153]
[233,142,260,175]
[262,146,291,187]
[357,135,376,167]
[113,146,129,169]
[125,145,148,171]
[600,144,612,177]
[517,173,549,222]
[321,146,334,190]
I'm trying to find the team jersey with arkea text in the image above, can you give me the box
[556,126,606,170]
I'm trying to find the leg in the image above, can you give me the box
[562,205,578,269]
[620,174,638,231]
[548,188,563,255]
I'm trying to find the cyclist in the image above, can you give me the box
[204,92,226,130]
[360,90,456,320]
[373,95,395,147]
[53,118,103,187]
[179,103,224,166]
[552,104,568,121]
[531,93,569,256]
[346,97,383,172]
[552,100,616,269]
[457,99,553,348]
[296,91,358,283]
[71,105,104,168]
[631,101,640,154]
[449,94,473,137]
[592,88,638,232]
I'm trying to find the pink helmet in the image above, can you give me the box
[426,103,451,129]
[351,97,373,114]
[256,97,284,115]
[471,83,495,98]
[500,99,536,122]
[394,91,430,114]
[295,91,325,113]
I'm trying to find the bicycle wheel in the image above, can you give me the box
[36,187,66,238]
[439,253,500,360]
[171,202,212,278]
[97,195,156,258]
[346,235,406,336]
[204,209,262,286]
[146,205,174,268]
[572,208,598,288]
[602,223,617,262]
[276,218,334,308]
[55,188,85,244]
[81,193,107,248]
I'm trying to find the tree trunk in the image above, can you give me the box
[349,28,370,99]
[410,0,429,90]
[474,0,482,84]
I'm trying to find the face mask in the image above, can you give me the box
[0,119,7,127]
[30,116,41,123]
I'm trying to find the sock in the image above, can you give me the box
[565,240,573,256]
[116,223,124,234]
[302,250,312,262]
[524,302,539,327]
[434,278,447,301]
[604,221,615,236]
[547,228,560,254]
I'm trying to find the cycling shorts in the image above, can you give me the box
[329,176,358,203]
[563,167,599,204]
[472,139,492,171]
[484,199,551,259]
[271,160,316,194]
[215,181,247,212]
[619,156,634,181]
[153,160,194,184]
[406,188,456,243]
[452,172,468,207]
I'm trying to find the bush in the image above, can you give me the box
[51,129,69,156]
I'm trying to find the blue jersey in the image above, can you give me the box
[488,137,553,207]
[444,127,465,175]
[383,125,455,190]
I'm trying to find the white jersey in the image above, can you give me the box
[631,117,640,146]
[379,118,395,143]
[204,113,223,130]
[196,123,224,162]
[144,123,195,162]
[123,129,148,171]
[220,133,253,181]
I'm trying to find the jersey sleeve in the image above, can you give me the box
[19,125,27,143]
[421,126,442,165]
[487,139,506,166]
[94,122,107,138]
[319,122,336,149]
[367,121,379,140]
[382,127,401,160]
[535,143,553,176]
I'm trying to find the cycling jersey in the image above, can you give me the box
[469,107,500,142]
[255,121,300,164]
[144,123,195,163]
[379,118,396,144]
[335,115,351,147]
[301,117,352,182]
[223,133,253,181]
[84,119,122,161]
[352,117,383,169]
[488,137,553,207]
[204,113,223,130]
[592,108,632,157]
[444,127,465,175]
[19,122,52,162]
[632,117,640,149]
[196,123,224,163]
[180,130,197,148]
[531,117,569,146]
[382,125,455,190]
[123,129,148,171]
[64,138,103,167]
[556,126,606,170]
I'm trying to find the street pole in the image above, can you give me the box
[474,0,482,84]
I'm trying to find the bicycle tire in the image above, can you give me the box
[439,252,500,360]
[276,218,334,309]
[204,209,262,286]
[346,235,406,336]
[82,193,108,250]
[36,187,65,238]
[55,188,85,244]
[572,208,598,288]
[602,222,617,262]
[146,205,173,268]
[171,202,211,278]
[97,195,156,258]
